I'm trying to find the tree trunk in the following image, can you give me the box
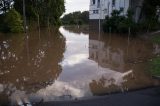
[130,0,144,23]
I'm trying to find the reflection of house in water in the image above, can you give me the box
[89,32,160,95]
[89,39,125,72]
[89,32,160,72]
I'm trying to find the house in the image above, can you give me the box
[89,0,144,23]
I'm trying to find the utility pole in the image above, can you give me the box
[98,0,101,32]
[23,0,27,33]
[124,0,125,16]
[108,2,110,17]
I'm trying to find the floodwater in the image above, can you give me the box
[0,26,160,105]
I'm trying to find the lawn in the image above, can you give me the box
[152,35,160,44]
[150,34,160,77]
[150,57,160,77]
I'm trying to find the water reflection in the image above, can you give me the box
[0,26,160,105]
[0,28,65,105]
[89,31,160,95]
[60,26,160,96]
[89,32,156,71]
[63,26,89,35]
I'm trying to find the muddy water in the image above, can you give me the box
[0,26,159,105]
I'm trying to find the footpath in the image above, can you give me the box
[33,87,160,106]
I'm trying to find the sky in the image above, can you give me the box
[65,0,90,14]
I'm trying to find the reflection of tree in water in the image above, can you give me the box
[0,28,66,97]
[63,26,89,35]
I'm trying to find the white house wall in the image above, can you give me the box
[89,0,130,20]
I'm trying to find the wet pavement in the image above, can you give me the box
[34,87,160,106]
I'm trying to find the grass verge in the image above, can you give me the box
[151,35,160,44]
[150,57,160,77]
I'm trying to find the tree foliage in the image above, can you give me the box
[103,10,137,34]
[0,9,23,33]
[61,11,89,25]
[14,0,65,26]
[139,0,160,31]
[142,0,160,20]
[103,0,160,34]
[0,0,65,33]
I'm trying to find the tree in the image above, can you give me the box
[61,11,89,25]
[80,11,89,24]
[102,10,137,34]
[142,0,160,20]
[2,9,23,33]
[14,0,65,26]
[141,0,160,30]
[0,0,14,13]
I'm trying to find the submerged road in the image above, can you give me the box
[33,87,160,106]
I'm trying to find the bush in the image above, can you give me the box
[102,9,160,34]
[102,10,137,34]
[1,9,23,33]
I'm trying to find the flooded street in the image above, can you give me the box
[0,26,160,105]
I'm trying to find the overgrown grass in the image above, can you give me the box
[152,35,160,44]
[150,34,160,77]
[150,57,160,76]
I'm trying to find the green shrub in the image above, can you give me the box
[2,9,23,33]
[102,10,137,34]
[102,9,160,34]
[117,21,128,33]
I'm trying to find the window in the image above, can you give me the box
[104,9,108,14]
[93,10,99,14]
[120,7,124,12]
[96,10,99,14]
[97,0,100,8]
[93,10,95,14]
[92,0,96,5]
[112,0,115,7]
